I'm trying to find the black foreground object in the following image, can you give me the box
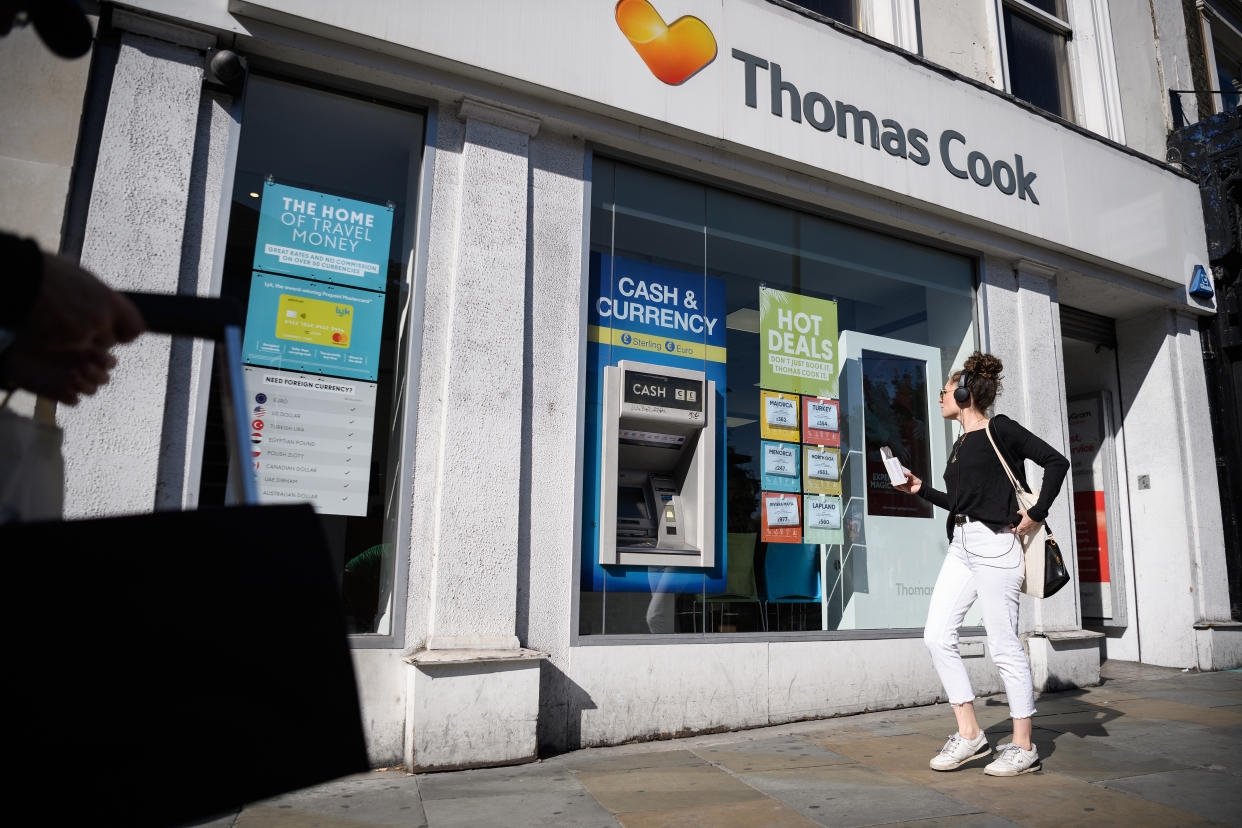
[6,503,368,827]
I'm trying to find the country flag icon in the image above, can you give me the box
[251,432,264,445]
[253,405,266,417]
[252,419,265,431]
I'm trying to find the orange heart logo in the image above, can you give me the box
[615,0,717,86]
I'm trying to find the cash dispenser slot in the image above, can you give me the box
[599,361,716,568]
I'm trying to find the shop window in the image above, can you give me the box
[1000,0,1074,120]
[198,76,425,636]
[580,158,976,636]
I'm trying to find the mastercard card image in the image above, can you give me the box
[275,293,352,348]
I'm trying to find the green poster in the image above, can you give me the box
[760,287,839,398]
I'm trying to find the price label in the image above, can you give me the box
[807,449,839,481]
[806,400,839,431]
[806,497,842,530]
[766,396,797,427]
[765,496,799,526]
[764,443,797,477]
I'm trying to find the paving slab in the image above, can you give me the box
[875,815,1024,828]
[416,761,581,801]
[820,733,972,782]
[232,805,394,827]
[797,725,898,743]
[1121,687,1242,708]
[575,763,765,814]
[860,719,924,737]
[1166,672,1242,693]
[1018,727,1191,782]
[617,797,818,827]
[421,789,616,827]
[737,763,981,828]
[1095,767,1242,825]
[560,749,707,774]
[231,771,426,828]
[1037,716,1242,775]
[1104,697,1242,727]
[692,735,855,773]
[927,769,1218,827]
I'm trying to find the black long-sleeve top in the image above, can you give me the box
[916,414,1070,540]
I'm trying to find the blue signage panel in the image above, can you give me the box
[253,181,394,292]
[583,253,729,594]
[242,273,386,381]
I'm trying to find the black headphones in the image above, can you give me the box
[953,370,973,405]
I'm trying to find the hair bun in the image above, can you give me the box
[964,351,1003,381]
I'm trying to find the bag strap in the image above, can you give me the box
[985,420,1054,536]
[34,396,56,426]
[984,420,1026,494]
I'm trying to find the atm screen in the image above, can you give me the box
[617,486,650,521]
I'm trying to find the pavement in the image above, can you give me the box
[196,661,1242,827]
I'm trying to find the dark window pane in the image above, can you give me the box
[1004,7,1071,118]
[785,1,857,26]
[1019,0,1062,19]
[1215,49,1241,112]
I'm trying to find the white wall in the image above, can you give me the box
[1116,310,1231,667]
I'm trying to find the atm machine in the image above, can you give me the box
[599,360,716,569]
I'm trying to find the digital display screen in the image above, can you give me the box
[617,486,651,521]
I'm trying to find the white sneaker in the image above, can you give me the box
[929,732,990,771]
[984,742,1040,776]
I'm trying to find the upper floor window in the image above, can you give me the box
[1214,44,1241,112]
[1201,1,1242,114]
[783,1,858,28]
[1001,0,1074,119]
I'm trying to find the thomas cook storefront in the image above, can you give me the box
[60,0,1234,770]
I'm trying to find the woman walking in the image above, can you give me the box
[894,352,1068,776]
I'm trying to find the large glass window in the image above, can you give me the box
[198,76,425,636]
[1001,0,1074,119]
[580,158,976,636]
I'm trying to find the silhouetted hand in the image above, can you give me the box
[0,340,115,405]
[25,253,145,351]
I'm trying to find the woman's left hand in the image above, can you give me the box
[1011,509,1039,537]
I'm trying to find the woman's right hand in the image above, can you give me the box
[894,472,922,494]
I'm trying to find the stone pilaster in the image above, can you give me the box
[61,25,208,517]
[405,98,546,770]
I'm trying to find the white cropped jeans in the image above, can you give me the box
[923,519,1036,719]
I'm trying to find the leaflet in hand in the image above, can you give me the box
[880,446,910,486]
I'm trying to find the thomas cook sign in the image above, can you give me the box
[613,3,1040,204]
[731,50,1040,204]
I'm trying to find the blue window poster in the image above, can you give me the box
[242,273,385,381]
[582,253,728,594]
[760,440,801,493]
[252,180,394,292]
